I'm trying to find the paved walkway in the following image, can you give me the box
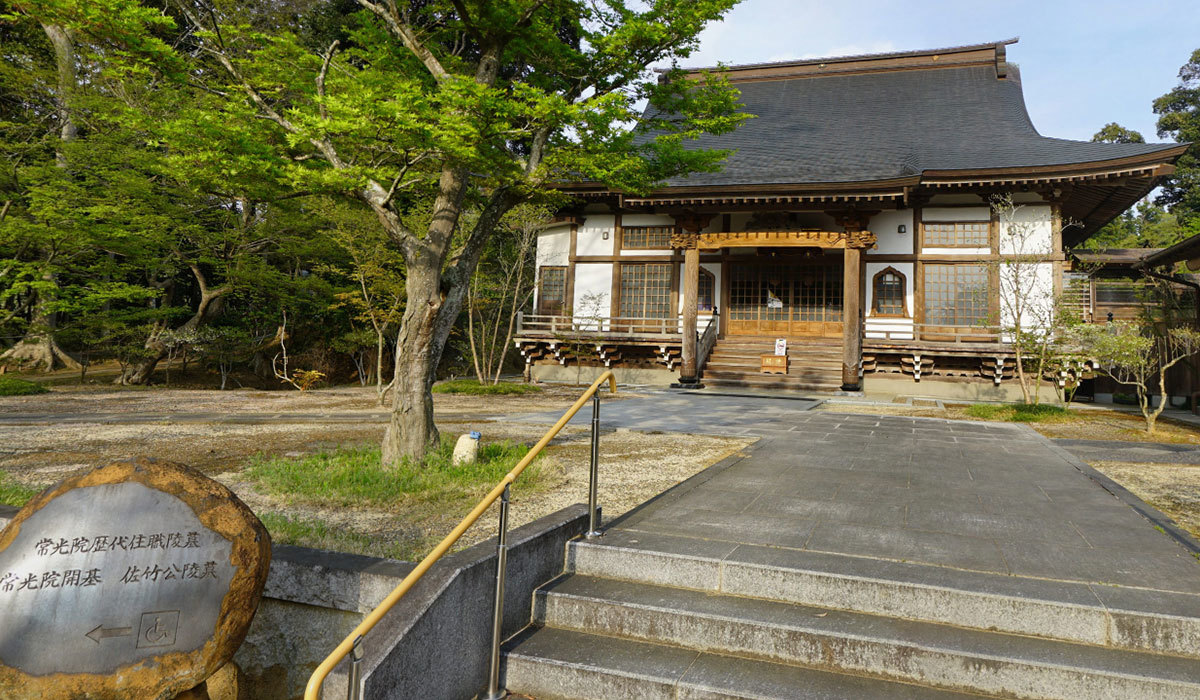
[1053,438,1200,465]
[518,393,1200,593]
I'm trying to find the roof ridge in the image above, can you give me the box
[673,38,1018,75]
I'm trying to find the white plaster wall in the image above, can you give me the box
[576,214,614,256]
[573,263,612,317]
[998,204,1053,256]
[999,261,1056,335]
[869,210,914,254]
[864,261,914,339]
[536,226,571,266]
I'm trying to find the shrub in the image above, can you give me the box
[0,376,49,396]
[1112,392,1138,406]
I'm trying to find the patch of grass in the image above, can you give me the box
[0,376,48,396]
[432,379,542,396]
[965,402,1070,423]
[258,512,411,560]
[244,438,540,508]
[0,474,39,507]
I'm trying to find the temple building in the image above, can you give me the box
[515,39,1187,396]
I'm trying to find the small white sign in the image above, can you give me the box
[774,338,787,356]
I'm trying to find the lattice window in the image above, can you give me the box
[729,264,757,320]
[622,226,673,249]
[698,268,715,312]
[537,266,567,315]
[923,221,989,247]
[618,263,672,318]
[923,264,989,326]
[872,267,906,317]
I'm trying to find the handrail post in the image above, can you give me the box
[484,484,511,700]
[484,485,511,699]
[347,635,364,700]
[586,392,602,539]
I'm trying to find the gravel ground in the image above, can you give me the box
[0,383,749,561]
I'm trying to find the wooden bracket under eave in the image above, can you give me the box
[995,43,1007,79]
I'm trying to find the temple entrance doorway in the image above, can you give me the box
[726,256,844,337]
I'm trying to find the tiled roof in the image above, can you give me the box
[651,64,1180,187]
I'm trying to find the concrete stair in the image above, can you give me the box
[500,531,1200,699]
[702,337,844,392]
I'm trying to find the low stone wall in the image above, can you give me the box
[532,364,676,386]
[0,502,589,700]
[865,375,1061,402]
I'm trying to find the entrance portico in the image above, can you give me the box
[673,214,877,391]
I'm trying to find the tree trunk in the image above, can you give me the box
[1,25,81,371]
[121,263,229,384]
[381,265,442,466]
[0,284,80,372]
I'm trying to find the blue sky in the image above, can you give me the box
[678,0,1200,144]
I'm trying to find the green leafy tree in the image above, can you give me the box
[1155,48,1200,222]
[46,0,748,463]
[1083,200,1196,250]
[1073,321,1200,434]
[1091,122,1145,144]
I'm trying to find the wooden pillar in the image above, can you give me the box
[681,246,700,382]
[840,228,877,391]
[842,245,863,390]
[671,212,713,387]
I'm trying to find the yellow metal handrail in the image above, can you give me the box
[304,371,619,700]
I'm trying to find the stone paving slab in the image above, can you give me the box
[519,392,1200,592]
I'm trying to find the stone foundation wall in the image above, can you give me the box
[531,364,677,386]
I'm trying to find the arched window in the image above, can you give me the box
[872,267,907,317]
[698,268,715,312]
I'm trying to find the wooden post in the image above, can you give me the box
[835,221,877,392]
[670,212,713,387]
[681,245,700,382]
[842,244,863,390]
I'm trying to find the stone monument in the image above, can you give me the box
[0,458,271,699]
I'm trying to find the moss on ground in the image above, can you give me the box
[964,403,1070,423]
[432,379,542,396]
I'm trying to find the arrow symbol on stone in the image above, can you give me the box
[85,624,133,644]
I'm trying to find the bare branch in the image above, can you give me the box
[316,40,341,121]
[357,0,451,81]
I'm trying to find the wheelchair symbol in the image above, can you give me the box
[136,610,179,648]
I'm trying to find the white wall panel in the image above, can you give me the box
[573,263,612,317]
[536,226,571,266]
[869,210,914,254]
[576,215,614,256]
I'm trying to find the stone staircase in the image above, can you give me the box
[701,336,844,392]
[500,531,1200,699]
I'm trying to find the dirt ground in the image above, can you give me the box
[0,384,750,560]
[818,401,1200,444]
[1090,461,1200,541]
